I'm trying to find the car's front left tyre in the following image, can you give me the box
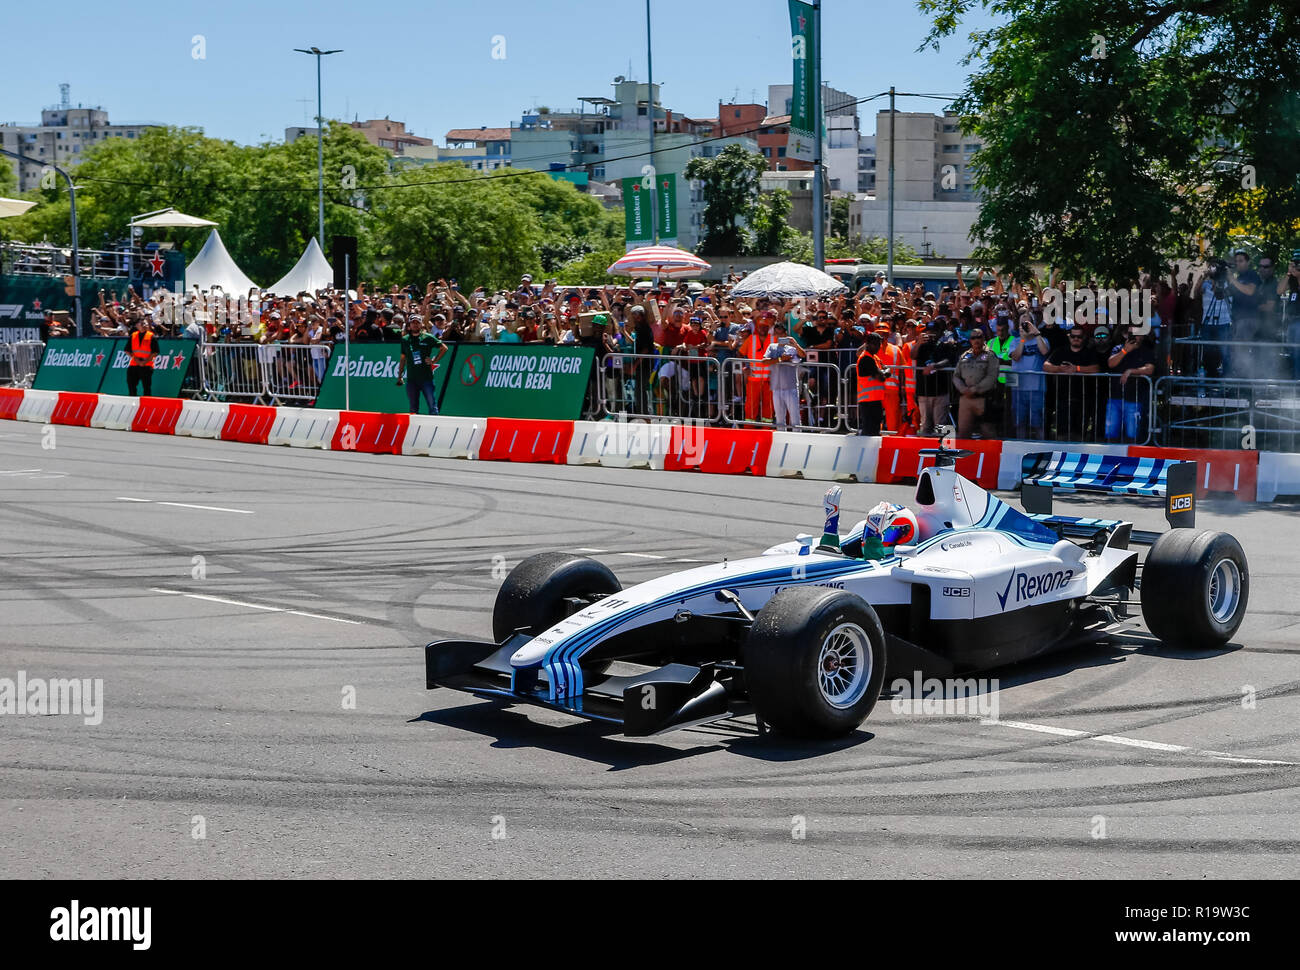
[491,552,622,643]
[744,587,887,738]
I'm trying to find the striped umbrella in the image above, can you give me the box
[607,245,710,280]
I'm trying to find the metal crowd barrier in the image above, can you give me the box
[1171,337,1300,382]
[723,357,846,432]
[0,341,45,388]
[1154,376,1300,451]
[597,352,721,422]
[197,343,327,405]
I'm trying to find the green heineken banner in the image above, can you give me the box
[32,338,118,392]
[622,177,653,247]
[787,0,818,163]
[440,344,594,420]
[656,173,678,246]
[98,339,196,398]
[0,274,132,336]
[314,343,451,412]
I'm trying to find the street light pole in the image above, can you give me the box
[886,85,896,284]
[1,148,81,336]
[646,0,657,246]
[294,47,342,246]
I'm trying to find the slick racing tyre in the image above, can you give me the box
[745,587,887,738]
[1140,530,1249,648]
[492,552,622,643]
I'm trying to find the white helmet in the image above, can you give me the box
[865,501,919,546]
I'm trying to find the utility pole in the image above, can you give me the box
[293,47,342,246]
[886,85,896,284]
[646,0,658,245]
[812,0,824,271]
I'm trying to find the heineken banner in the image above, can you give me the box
[313,342,451,413]
[787,0,818,163]
[0,274,132,334]
[440,344,594,420]
[622,177,654,248]
[32,338,117,392]
[98,339,196,398]
[656,173,678,246]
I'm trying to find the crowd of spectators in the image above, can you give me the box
[63,249,1300,441]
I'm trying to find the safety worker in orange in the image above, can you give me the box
[898,318,920,432]
[874,321,904,432]
[127,316,160,397]
[854,331,890,436]
[740,309,775,422]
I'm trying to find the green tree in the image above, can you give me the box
[0,159,17,198]
[370,164,542,289]
[684,144,767,255]
[918,0,1300,278]
[749,188,800,256]
[830,196,852,239]
[552,246,626,285]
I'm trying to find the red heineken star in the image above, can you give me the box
[798,14,806,30]
[94,352,104,365]
[32,298,42,310]
[149,252,165,276]
[173,352,185,368]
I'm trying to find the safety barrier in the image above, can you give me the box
[220,403,278,445]
[996,441,1112,491]
[332,411,410,455]
[479,418,574,464]
[50,392,99,427]
[268,407,339,449]
[663,424,771,476]
[766,431,880,481]
[15,388,58,423]
[876,435,1002,490]
[0,341,45,389]
[1128,445,1257,499]
[130,396,184,435]
[1257,452,1300,502]
[402,414,486,459]
[91,394,141,431]
[174,400,230,438]
[0,386,24,419]
[565,419,676,470]
[723,357,845,432]
[1154,376,1299,452]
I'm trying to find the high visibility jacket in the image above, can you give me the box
[856,349,885,403]
[130,331,157,368]
[878,341,902,393]
[742,334,771,380]
[900,340,918,409]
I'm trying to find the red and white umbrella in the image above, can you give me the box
[607,245,710,280]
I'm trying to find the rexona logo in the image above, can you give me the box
[331,354,400,379]
[996,568,1075,610]
[1169,493,1193,513]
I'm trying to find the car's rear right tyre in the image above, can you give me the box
[1140,529,1249,648]
[744,586,887,738]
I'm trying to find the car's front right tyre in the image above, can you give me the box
[744,587,887,738]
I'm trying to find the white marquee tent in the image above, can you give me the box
[267,237,334,296]
[185,229,259,294]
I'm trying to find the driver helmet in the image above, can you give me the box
[865,501,919,546]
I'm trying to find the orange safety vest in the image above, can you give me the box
[742,333,771,380]
[130,330,156,368]
[856,349,885,403]
[900,340,917,409]
[879,341,902,391]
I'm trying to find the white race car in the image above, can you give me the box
[425,449,1248,739]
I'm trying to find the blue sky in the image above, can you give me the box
[2,0,997,146]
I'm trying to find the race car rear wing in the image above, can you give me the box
[1020,451,1196,539]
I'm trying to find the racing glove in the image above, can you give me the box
[821,485,842,548]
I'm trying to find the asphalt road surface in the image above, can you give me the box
[2,420,1298,878]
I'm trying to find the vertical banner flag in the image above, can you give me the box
[657,173,677,245]
[622,178,654,249]
[787,0,817,163]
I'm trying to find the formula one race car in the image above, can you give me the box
[425,448,1249,739]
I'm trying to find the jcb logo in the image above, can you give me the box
[1169,493,1193,513]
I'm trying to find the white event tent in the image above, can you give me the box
[185,229,260,294]
[267,237,334,296]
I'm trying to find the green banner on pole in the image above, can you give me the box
[439,344,594,420]
[787,0,818,163]
[622,177,654,248]
[657,173,677,245]
[314,342,450,412]
[97,339,196,398]
[0,274,132,339]
[32,338,118,392]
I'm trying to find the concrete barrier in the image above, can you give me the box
[268,407,339,449]
[402,415,486,459]
[1256,451,1300,502]
[174,400,230,438]
[767,432,880,481]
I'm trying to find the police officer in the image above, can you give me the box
[126,316,160,397]
[952,329,1000,438]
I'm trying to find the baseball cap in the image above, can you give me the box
[592,313,609,326]
[1093,326,1111,340]
[1291,248,1300,262]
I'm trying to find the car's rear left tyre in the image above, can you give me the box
[1140,529,1249,648]
[744,587,887,738]
[491,552,622,643]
